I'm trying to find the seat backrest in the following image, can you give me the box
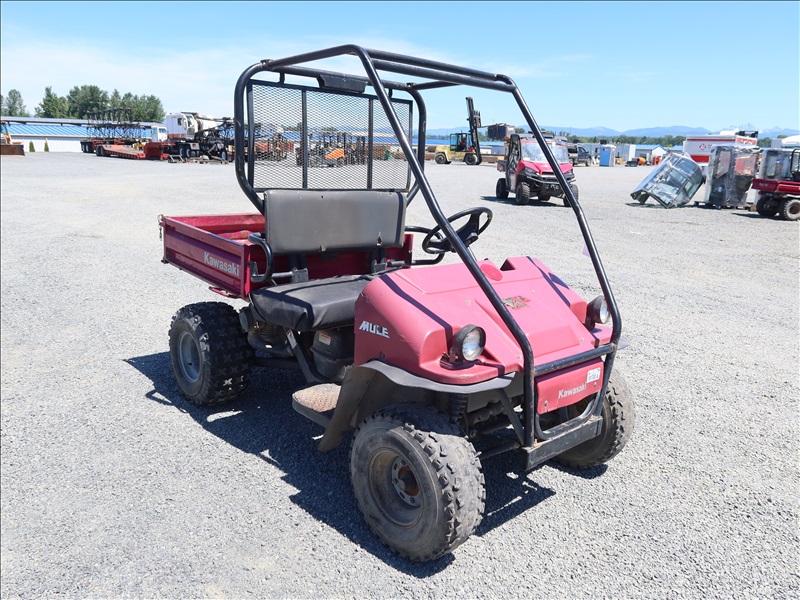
[263,190,406,255]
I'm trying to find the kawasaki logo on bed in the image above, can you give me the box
[558,383,587,400]
[203,252,240,277]
[359,321,390,339]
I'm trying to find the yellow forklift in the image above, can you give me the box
[433,97,482,165]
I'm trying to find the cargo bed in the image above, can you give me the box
[160,213,412,298]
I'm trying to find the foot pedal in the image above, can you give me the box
[292,384,340,428]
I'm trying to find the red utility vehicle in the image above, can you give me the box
[159,46,633,561]
[495,134,579,205]
[752,148,800,221]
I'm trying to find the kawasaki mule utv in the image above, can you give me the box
[159,45,634,561]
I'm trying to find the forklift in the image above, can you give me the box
[433,97,483,165]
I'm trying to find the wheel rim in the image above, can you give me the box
[177,331,201,383]
[367,449,422,527]
[391,456,421,506]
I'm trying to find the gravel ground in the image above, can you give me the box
[1,153,798,598]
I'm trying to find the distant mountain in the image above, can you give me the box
[759,127,800,138]
[622,125,710,137]
[420,124,800,140]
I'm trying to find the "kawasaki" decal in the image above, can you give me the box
[203,252,240,277]
[558,382,586,399]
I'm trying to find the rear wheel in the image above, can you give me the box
[168,302,253,406]
[495,178,509,199]
[515,182,531,205]
[554,370,635,469]
[780,198,800,221]
[435,154,446,165]
[351,404,485,561]
[756,196,778,217]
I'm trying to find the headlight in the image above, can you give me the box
[522,167,540,178]
[449,325,486,363]
[585,295,610,329]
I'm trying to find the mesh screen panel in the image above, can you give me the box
[248,81,411,191]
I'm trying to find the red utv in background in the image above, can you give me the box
[496,134,579,205]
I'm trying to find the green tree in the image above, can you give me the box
[2,89,29,116]
[128,94,164,122]
[758,137,772,148]
[35,87,70,118]
[66,85,109,118]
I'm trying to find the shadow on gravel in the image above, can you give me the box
[732,212,777,220]
[476,452,556,536]
[481,195,565,208]
[547,461,608,480]
[126,351,561,574]
[624,202,672,209]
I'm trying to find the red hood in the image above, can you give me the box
[519,159,573,175]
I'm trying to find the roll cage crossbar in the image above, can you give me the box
[233,45,621,459]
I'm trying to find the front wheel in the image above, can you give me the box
[563,183,579,206]
[554,370,635,469]
[515,182,531,205]
[168,302,254,406]
[780,198,800,221]
[351,404,485,561]
[464,153,477,166]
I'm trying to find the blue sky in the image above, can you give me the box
[1,1,798,133]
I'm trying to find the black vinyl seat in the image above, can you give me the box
[248,190,406,332]
[250,274,373,331]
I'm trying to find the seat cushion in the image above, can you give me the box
[250,275,373,331]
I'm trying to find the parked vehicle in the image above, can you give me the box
[90,110,234,161]
[752,148,800,221]
[154,112,233,160]
[433,97,482,165]
[160,46,632,561]
[495,134,578,205]
[568,144,591,166]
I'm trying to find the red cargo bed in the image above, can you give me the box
[160,214,412,299]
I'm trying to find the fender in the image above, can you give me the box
[318,360,515,451]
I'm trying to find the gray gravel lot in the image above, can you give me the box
[1,153,798,598]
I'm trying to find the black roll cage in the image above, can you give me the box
[233,45,621,455]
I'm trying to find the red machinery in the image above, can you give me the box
[159,46,633,561]
[752,148,800,220]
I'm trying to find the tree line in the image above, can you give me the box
[1,86,165,122]
[521,129,780,149]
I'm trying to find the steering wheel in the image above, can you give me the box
[421,207,493,255]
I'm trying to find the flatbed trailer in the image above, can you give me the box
[96,143,169,160]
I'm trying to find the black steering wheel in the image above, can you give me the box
[421,207,493,255]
